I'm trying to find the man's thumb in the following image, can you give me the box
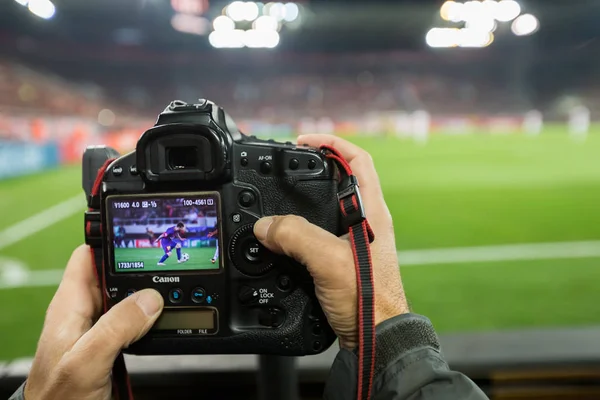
[67,289,163,372]
[254,215,347,269]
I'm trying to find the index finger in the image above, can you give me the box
[297,134,392,235]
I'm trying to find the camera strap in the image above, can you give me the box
[89,158,135,400]
[320,145,376,400]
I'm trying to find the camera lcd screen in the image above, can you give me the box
[107,193,221,273]
[153,310,215,330]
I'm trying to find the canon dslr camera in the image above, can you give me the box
[82,99,342,356]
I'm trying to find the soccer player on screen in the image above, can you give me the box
[207,228,218,264]
[154,222,187,266]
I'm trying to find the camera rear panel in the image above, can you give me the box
[86,136,339,356]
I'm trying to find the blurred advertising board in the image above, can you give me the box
[0,140,60,180]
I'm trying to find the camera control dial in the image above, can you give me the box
[229,224,274,276]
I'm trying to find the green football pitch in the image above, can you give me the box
[1,129,600,360]
[114,247,219,272]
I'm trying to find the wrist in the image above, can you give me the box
[375,296,410,327]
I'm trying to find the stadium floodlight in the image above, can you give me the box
[226,1,246,22]
[511,13,539,36]
[209,29,245,48]
[457,28,494,47]
[495,0,521,22]
[28,0,55,19]
[243,29,280,48]
[465,15,496,33]
[14,0,28,6]
[268,2,286,21]
[213,15,235,31]
[440,1,464,23]
[242,2,259,21]
[426,27,459,48]
[283,2,299,22]
[482,0,498,16]
[462,0,484,23]
[254,15,278,31]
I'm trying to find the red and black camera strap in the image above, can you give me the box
[321,145,376,400]
[89,158,134,400]
[89,146,377,400]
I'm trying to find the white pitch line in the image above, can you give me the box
[398,240,600,266]
[1,195,600,289]
[2,240,600,289]
[0,195,86,251]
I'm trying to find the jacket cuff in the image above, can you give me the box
[373,313,440,376]
[8,381,26,400]
[323,313,441,399]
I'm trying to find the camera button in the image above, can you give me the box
[258,307,285,328]
[238,191,256,208]
[169,288,183,304]
[307,159,317,169]
[277,275,292,291]
[125,289,137,298]
[232,213,242,223]
[260,161,272,174]
[240,157,248,167]
[289,158,299,170]
[243,239,263,263]
[112,165,123,176]
[191,287,206,303]
[129,165,138,175]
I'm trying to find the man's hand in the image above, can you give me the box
[25,245,164,400]
[253,134,409,350]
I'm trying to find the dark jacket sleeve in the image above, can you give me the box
[323,314,489,400]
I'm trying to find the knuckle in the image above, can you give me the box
[274,215,306,241]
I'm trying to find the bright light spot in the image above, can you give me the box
[427,27,494,48]
[458,28,494,47]
[226,1,246,22]
[243,29,280,48]
[213,15,235,31]
[98,109,116,126]
[14,0,28,6]
[482,0,498,15]
[511,13,539,36]
[462,1,484,22]
[426,28,460,48]
[466,15,496,33]
[440,1,456,21]
[242,2,259,21]
[254,15,278,31]
[28,0,55,20]
[495,0,521,22]
[269,2,286,21]
[284,2,299,22]
[208,29,245,48]
[171,14,210,35]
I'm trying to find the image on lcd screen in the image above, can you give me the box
[108,194,220,273]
